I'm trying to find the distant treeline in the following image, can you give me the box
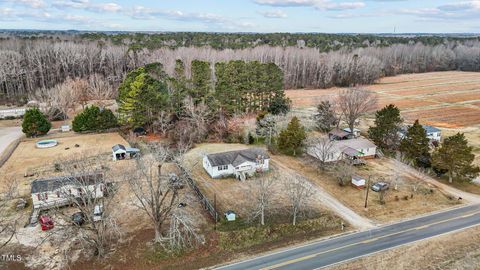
[0,34,479,103]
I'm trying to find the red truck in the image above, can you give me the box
[39,215,54,231]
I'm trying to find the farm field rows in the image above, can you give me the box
[286,71,480,128]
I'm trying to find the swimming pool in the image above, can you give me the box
[36,139,58,149]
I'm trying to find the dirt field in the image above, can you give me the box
[0,132,129,196]
[272,155,460,223]
[287,71,480,128]
[327,225,480,270]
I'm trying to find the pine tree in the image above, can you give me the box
[315,100,338,132]
[117,64,169,127]
[72,106,118,132]
[191,60,212,104]
[368,104,403,150]
[433,133,480,183]
[277,117,306,156]
[399,120,430,166]
[22,108,51,137]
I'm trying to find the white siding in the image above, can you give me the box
[32,184,104,210]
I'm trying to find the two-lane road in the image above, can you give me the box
[216,204,480,270]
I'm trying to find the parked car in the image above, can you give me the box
[93,205,103,222]
[71,212,86,226]
[371,182,390,192]
[39,215,54,231]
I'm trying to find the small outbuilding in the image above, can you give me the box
[225,210,236,221]
[112,144,140,161]
[351,175,366,189]
[343,128,361,138]
[328,128,350,141]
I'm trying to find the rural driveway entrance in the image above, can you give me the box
[0,126,23,165]
[271,159,377,230]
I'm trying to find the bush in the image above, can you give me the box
[72,106,118,132]
[21,108,51,137]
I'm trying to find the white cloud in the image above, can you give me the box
[259,9,288,18]
[254,0,365,11]
[52,0,123,13]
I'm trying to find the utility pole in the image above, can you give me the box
[364,176,371,209]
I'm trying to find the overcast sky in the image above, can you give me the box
[0,0,479,33]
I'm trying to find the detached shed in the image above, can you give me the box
[225,210,236,221]
[112,144,140,161]
[351,175,366,189]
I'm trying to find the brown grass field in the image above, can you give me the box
[286,71,480,128]
[0,132,129,196]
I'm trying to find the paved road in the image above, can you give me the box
[216,204,480,270]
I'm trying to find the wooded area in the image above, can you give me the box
[1,34,480,102]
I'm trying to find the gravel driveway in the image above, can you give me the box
[0,126,23,162]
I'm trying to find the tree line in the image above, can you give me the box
[1,37,480,102]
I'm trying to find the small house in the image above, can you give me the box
[343,128,361,138]
[31,173,105,211]
[203,148,270,180]
[308,138,377,163]
[399,125,441,142]
[112,144,140,161]
[423,125,441,142]
[328,128,350,141]
[61,125,70,132]
[351,175,366,189]
[225,210,236,221]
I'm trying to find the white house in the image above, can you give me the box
[112,144,140,161]
[308,138,377,163]
[31,173,105,211]
[399,125,442,142]
[225,210,236,221]
[203,148,270,180]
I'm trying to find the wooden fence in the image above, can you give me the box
[180,167,219,222]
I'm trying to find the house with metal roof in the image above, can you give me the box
[31,173,105,211]
[202,148,270,180]
[399,125,442,142]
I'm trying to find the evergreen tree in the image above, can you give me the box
[256,114,277,145]
[268,94,291,115]
[314,100,338,132]
[432,133,480,183]
[170,59,189,115]
[368,104,403,150]
[190,60,212,104]
[117,63,169,127]
[399,120,430,166]
[277,117,306,156]
[72,106,118,132]
[22,108,51,137]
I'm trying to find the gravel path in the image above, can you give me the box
[0,126,23,163]
[271,159,377,230]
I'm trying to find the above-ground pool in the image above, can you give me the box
[36,139,58,149]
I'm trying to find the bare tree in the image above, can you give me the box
[332,161,354,186]
[54,155,121,258]
[127,145,184,245]
[0,176,20,251]
[167,208,203,250]
[283,176,315,226]
[337,87,377,133]
[308,137,336,170]
[152,111,173,136]
[247,175,276,226]
[182,96,211,143]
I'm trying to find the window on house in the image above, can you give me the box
[218,165,228,171]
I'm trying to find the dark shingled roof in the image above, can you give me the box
[112,144,126,152]
[31,173,104,194]
[206,148,270,167]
